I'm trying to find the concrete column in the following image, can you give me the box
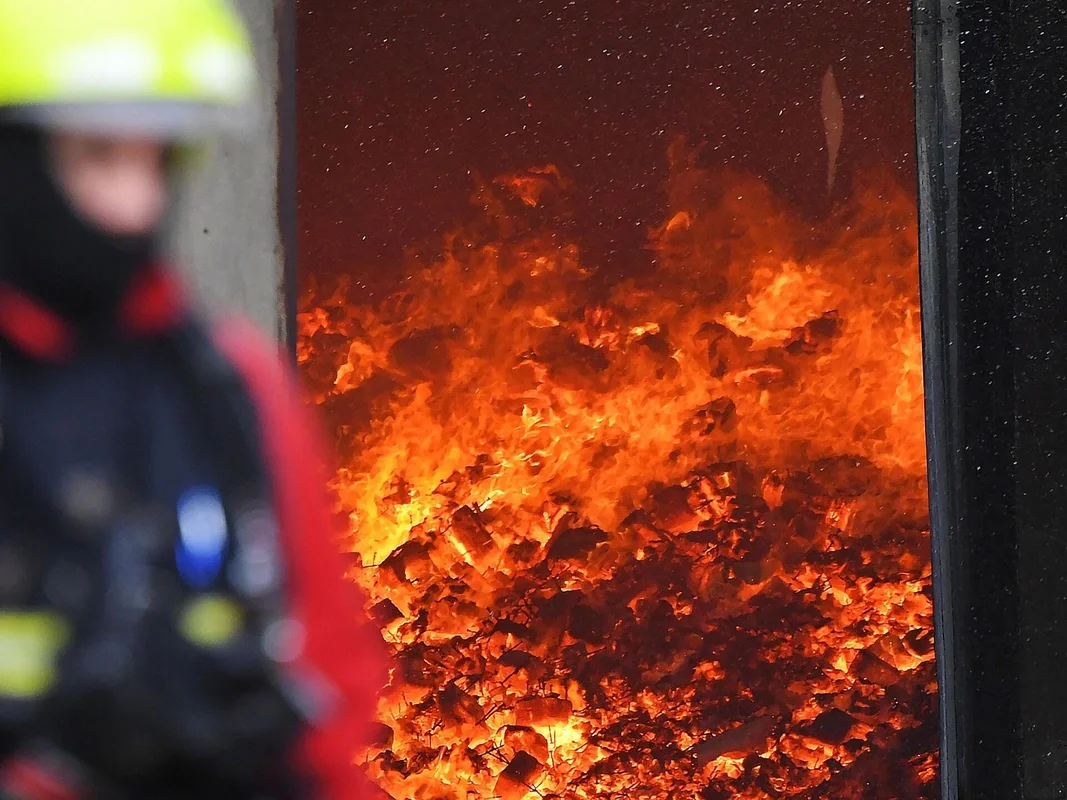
[169,0,285,342]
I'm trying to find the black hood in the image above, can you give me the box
[0,126,162,324]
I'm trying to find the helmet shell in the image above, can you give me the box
[0,0,255,138]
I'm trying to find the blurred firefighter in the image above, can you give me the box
[0,1,386,798]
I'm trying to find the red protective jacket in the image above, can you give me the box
[0,267,388,800]
[217,317,388,799]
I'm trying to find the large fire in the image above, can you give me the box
[298,143,937,798]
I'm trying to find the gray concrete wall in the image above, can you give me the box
[169,1,283,342]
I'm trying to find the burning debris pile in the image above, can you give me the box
[298,147,937,798]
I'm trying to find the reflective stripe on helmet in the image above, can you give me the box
[5,100,256,139]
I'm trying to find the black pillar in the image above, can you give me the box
[1009,0,1067,795]
[917,0,1067,797]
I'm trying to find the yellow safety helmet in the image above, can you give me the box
[0,0,255,138]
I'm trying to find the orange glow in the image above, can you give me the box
[299,149,936,798]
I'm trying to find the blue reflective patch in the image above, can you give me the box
[175,486,228,590]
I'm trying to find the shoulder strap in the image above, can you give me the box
[166,320,268,493]
[161,319,289,619]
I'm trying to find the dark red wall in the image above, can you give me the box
[298,0,915,295]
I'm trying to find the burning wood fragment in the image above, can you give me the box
[683,397,738,438]
[381,540,430,583]
[498,650,549,683]
[495,750,544,799]
[785,310,842,355]
[649,485,701,534]
[546,525,608,562]
[802,709,859,746]
[852,649,903,687]
[693,715,777,764]
[514,696,572,727]
[699,321,755,378]
[387,327,453,381]
[436,681,484,726]
[448,506,494,562]
[370,598,403,628]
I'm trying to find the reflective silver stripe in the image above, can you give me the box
[4,100,256,139]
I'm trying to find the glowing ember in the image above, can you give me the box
[299,145,937,798]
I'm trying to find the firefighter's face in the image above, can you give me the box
[48,134,168,237]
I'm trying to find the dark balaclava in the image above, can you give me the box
[0,125,163,325]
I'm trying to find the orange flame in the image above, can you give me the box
[299,150,936,799]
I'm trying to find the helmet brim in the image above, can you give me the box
[3,100,255,140]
